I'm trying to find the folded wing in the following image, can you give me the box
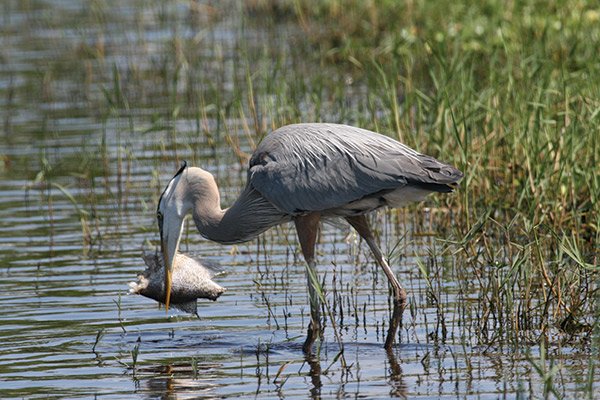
[249,123,463,214]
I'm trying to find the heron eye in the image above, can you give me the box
[157,212,164,230]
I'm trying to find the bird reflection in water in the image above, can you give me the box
[137,363,221,399]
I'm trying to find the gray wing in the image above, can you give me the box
[248,123,463,214]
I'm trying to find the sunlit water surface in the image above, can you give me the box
[0,1,597,398]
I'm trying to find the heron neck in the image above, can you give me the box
[192,184,286,245]
[191,192,232,244]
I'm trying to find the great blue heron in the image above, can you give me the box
[157,123,462,351]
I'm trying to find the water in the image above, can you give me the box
[1,1,597,398]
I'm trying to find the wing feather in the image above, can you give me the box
[248,123,462,214]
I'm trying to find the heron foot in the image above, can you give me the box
[302,320,322,354]
[394,286,408,313]
[384,296,407,350]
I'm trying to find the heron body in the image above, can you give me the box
[157,123,463,351]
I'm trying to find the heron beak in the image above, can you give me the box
[160,236,174,312]
[159,220,182,313]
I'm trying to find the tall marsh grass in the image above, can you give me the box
[245,0,599,347]
[2,0,596,396]
[9,0,596,358]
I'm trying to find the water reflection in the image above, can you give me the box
[0,0,597,398]
[386,348,407,398]
[304,356,322,399]
[138,363,220,399]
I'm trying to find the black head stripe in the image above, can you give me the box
[174,160,187,177]
[157,161,188,215]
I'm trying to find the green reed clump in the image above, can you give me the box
[264,1,600,231]
[17,0,595,352]
[242,0,599,350]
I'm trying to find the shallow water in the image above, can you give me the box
[0,1,597,398]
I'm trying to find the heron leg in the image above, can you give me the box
[346,215,407,348]
[294,213,322,354]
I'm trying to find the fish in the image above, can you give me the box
[129,252,226,315]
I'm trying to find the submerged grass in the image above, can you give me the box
[1,0,598,396]
[7,0,596,343]
[243,0,600,348]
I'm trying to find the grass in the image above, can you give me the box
[11,0,599,340]
[242,0,600,347]
[1,0,598,397]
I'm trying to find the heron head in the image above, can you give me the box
[157,162,192,312]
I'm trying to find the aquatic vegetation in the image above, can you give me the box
[0,0,597,398]
[246,0,600,347]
